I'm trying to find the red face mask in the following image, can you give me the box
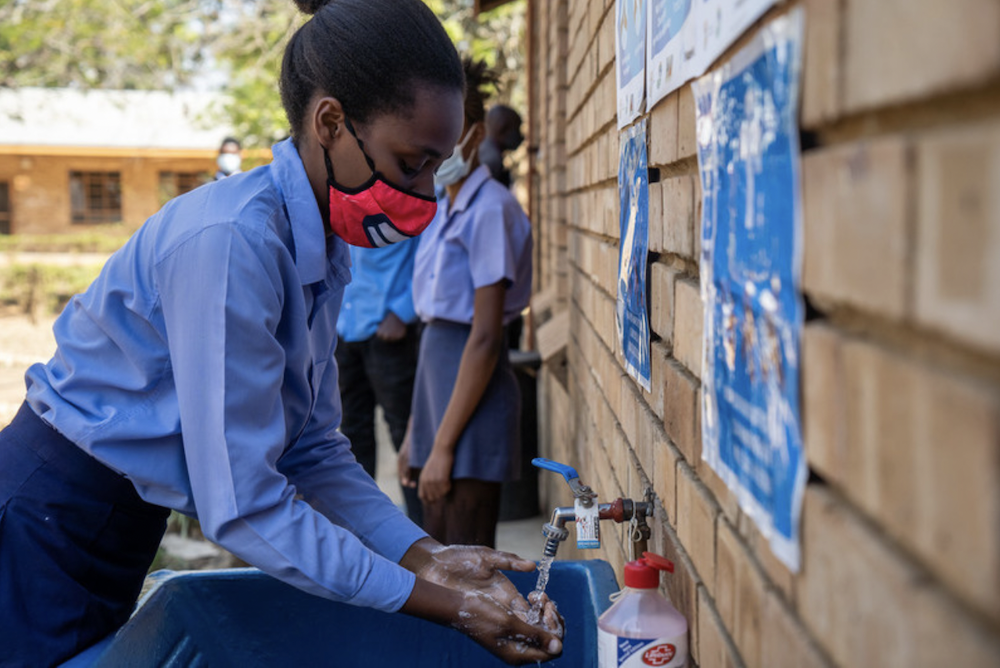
[324,118,437,248]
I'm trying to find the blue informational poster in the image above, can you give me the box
[616,0,647,128]
[647,0,693,106]
[693,10,806,571]
[617,119,652,392]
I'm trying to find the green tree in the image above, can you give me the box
[211,0,526,148]
[0,0,221,89]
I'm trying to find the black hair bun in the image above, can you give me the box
[292,0,333,16]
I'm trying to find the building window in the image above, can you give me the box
[159,171,208,205]
[69,171,122,224]
[0,182,10,234]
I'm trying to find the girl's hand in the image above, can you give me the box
[397,429,416,489]
[400,540,564,665]
[417,448,454,503]
[375,311,407,341]
[456,588,564,665]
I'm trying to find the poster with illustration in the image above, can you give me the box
[616,118,651,392]
[693,10,805,571]
[616,0,647,128]
[692,0,778,75]
[647,0,694,106]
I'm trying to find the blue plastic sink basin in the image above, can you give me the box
[68,560,618,667]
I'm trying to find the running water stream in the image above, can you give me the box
[526,555,554,625]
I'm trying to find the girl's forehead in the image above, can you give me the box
[370,88,464,153]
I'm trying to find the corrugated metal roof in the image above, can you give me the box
[0,87,235,150]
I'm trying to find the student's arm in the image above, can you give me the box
[417,281,506,504]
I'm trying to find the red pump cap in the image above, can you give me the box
[623,552,675,589]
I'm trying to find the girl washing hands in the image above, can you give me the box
[0,1,560,664]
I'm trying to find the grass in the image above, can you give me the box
[0,232,130,316]
[0,263,105,316]
[0,229,135,254]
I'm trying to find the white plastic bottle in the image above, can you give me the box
[597,552,688,668]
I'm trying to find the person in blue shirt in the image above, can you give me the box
[0,1,561,665]
[400,59,533,549]
[336,238,423,525]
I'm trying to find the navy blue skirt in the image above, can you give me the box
[0,402,169,666]
[409,320,521,482]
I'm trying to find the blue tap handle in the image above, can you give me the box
[532,458,579,482]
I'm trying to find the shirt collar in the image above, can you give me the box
[270,138,351,286]
[448,165,493,215]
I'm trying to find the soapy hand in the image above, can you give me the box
[400,540,564,665]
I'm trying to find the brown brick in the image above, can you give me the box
[677,84,697,160]
[838,339,1000,624]
[646,340,669,421]
[714,519,766,668]
[802,137,910,320]
[698,587,741,668]
[738,511,796,607]
[655,436,681,525]
[663,358,700,463]
[673,278,704,378]
[662,174,695,258]
[843,0,1000,113]
[914,122,1000,354]
[650,261,677,343]
[699,459,739,526]
[649,91,679,167]
[800,485,1000,667]
[801,0,841,128]
[660,525,700,645]
[761,588,832,668]
[676,462,719,586]
[648,179,666,254]
[801,323,847,482]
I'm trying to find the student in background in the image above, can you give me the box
[401,59,532,549]
[337,236,423,525]
[477,104,523,189]
[215,136,243,179]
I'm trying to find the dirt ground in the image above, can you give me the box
[0,314,57,426]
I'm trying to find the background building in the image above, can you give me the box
[0,88,265,235]
[524,1,1000,666]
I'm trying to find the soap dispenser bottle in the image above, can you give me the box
[597,552,688,667]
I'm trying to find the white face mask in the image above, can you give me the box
[433,127,476,189]
[217,153,242,175]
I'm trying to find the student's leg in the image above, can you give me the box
[335,336,378,478]
[422,479,502,548]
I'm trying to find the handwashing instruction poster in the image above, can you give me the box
[616,0,647,128]
[617,118,651,392]
[693,10,806,572]
[646,0,778,108]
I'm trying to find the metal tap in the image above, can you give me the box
[533,458,653,559]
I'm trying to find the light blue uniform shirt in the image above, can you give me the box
[24,138,426,613]
[337,240,418,342]
[413,165,532,325]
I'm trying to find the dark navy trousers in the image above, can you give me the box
[0,403,169,667]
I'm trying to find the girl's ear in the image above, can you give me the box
[312,97,347,149]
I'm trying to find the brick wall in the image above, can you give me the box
[528,0,1000,665]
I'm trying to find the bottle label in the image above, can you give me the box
[598,629,688,667]
[575,498,601,549]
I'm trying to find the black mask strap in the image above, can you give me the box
[343,117,377,174]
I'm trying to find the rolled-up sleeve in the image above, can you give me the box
[156,223,416,612]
